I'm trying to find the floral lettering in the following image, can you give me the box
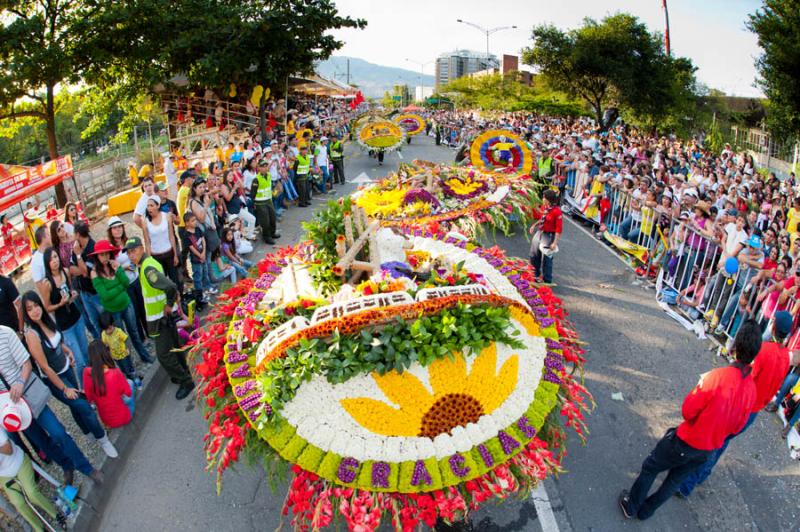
[449,454,470,477]
[477,444,494,467]
[337,457,359,483]
[411,460,432,486]
[517,416,536,438]
[497,430,520,455]
[371,462,390,488]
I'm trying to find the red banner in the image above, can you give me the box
[0,155,73,213]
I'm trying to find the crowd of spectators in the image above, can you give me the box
[426,109,800,444]
[0,92,355,529]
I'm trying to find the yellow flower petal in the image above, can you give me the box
[510,307,540,336]
[373,370,434,415]
[479,355,518,413]
[339,398,420,436]
[429,352,468,396]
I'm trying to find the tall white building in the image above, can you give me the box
[435,50,498,89]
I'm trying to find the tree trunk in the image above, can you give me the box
[594,103,607,132]
[259,88,267,144]
[45,84,68,207]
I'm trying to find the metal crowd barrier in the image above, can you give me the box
[553,159,800,350]
[556,161,666,279]
[656,222,800,349]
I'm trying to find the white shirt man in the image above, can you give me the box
[315,139,329,168]
[164,154,178,198]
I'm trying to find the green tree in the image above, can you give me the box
[0,1,102,204]
[443,72,586,115]
[83,0,365,139]
[747,0,800,139]
[522,13,698,131]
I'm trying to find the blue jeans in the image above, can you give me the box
[283,177,298,201]
[530,232,555,283]
[619,215,634,238]
[229,261,249,279]
[61,316,89,379]
[678,411,758,496]
[774,372,800,406]
[123,379,136,418]
[116,354,136,381]
[22,406,93,476]
[627,429,712,520]
[80,291,103,339]
[204,253,216,285]
[213,265,237,284]
[46,368,106,440]
[191,260,211,291]
[113,304,154,363]
[320,166,331,190]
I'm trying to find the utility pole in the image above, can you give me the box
[406,59,433,101]
[456,19,517,69]
[662,0,671,56]
[347,58,350,85]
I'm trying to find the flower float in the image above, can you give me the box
[469,129,534,176]
[190,201,592,531]
[356,117,405,152]
[393,113,426,136]
[353,160,539,239]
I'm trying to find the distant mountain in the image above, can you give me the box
[315,56,435,98]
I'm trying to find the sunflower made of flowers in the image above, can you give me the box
[192,199,591,532]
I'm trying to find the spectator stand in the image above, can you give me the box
[0,156,87,276]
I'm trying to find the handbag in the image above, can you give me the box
[0,370,52,418]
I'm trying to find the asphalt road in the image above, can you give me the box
[97,135,800,532]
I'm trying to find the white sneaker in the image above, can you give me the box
[98,435,119,458]
[207,287,219,294]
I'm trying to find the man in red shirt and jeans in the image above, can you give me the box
[678,311,792,496]
[529,189,562,284]
[619,320,760,520]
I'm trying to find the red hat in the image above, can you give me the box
[89,239,120,256]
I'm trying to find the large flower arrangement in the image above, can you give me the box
[353,161,538,239]
[469,129,534,176]
[356,119,406,152]
[393,113,426,136]
[190,205,592,531]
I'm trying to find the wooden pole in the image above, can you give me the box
[334,220,379,274]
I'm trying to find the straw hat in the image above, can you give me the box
[694,201,711,215]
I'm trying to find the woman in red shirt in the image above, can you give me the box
[529,188,563,284]
[82,340,135,429]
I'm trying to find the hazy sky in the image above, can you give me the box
[330,0,763,97]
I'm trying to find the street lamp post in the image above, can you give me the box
[456,19,517,68]
[406,58,433,100]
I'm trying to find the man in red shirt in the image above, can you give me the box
[529,188,562,284]
[677,311,792,496]
[619,320,760,520]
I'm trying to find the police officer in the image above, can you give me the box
[294,145,312,207]
[125,237,195,400]
[251,159,279,245]
[329,134,345,185]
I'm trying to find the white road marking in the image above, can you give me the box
[349,172,373,184]
[531,483,560,532]
[397,151,404,159]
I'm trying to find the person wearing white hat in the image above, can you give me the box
[314,136,333,193]
[1,426,64,531]
[0,325,102,487]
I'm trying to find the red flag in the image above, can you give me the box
[350,91,364,110]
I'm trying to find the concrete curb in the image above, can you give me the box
[71,363,169,531]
